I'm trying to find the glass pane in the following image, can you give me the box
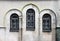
[26,9,35,31]
[42,14,51,32]
[10,13,19,32]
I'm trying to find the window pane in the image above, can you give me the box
[42,14,51,32]
[10,13,19,32]
[26,9,35,31]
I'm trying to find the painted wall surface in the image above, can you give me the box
[0,1,58,27]
[0,1,59,41]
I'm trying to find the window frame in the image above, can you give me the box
[42,14,51,32]
[10,13,19,32]
[26,8,35,31]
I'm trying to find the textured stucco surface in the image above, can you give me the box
[0,1,59,41]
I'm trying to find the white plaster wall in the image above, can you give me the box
[0,28,6,41]
[39,10,56,41]
[5,9,22,41]
[22,4,39,41]
[0,1,57,27]
[0,1,59,41]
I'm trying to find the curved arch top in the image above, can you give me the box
[4,9,22,26]
[40,9,56,18]
[22,4,40,31]
[5,9,22,17]
[39,9,56,41]
[40,9,56,28]
[22,4,40,13]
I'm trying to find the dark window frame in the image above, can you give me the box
[42,14,51,32]
[10,13,19,32]
[26,8,35,31]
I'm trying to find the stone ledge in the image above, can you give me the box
[0,27,6,29]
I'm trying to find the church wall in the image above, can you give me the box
[0,1,59,41]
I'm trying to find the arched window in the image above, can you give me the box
[10,13,19,32]
[42,14,51,32]
[26,9,35,31]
